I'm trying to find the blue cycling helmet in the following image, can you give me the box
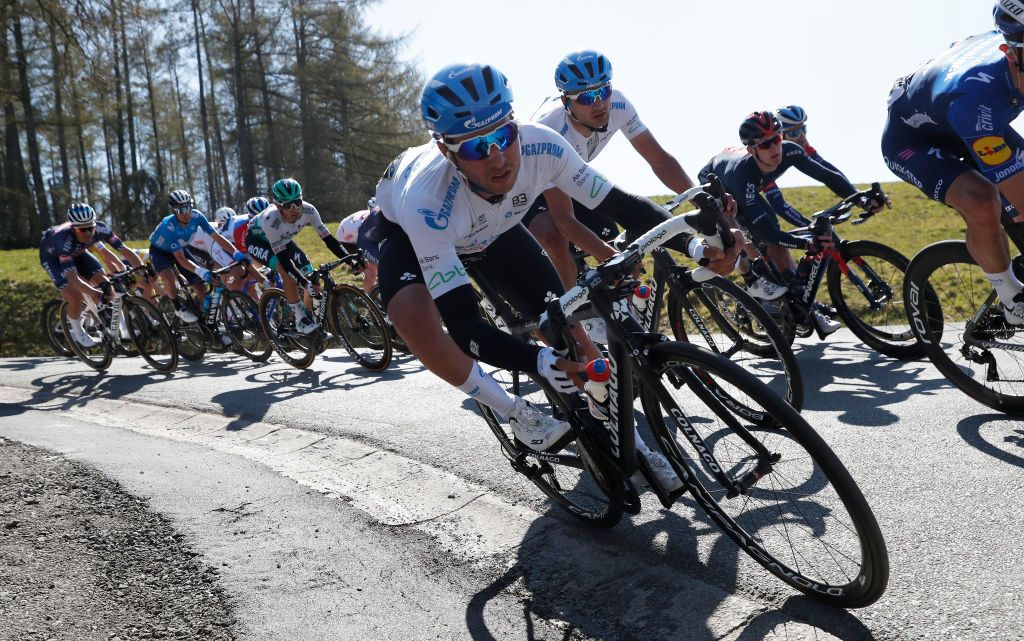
[420,63,514,137]
[67,203,96,228]
[995,0,1024,46]
[554,50,612,93]
[245,196,270,217]
[777,105,807,129]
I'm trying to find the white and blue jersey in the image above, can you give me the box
[882,31,1024,201]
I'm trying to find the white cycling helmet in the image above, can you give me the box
[214,206,236,227]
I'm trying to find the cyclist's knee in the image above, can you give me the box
[947,174,1001,226]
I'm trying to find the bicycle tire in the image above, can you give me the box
[221,291,272,362]
[828,240,924,360]
[475,383,624,528]
[328,283,392,371]
[904,240,1024,414]
[368,284,410,353]
[123,296,178,373]
[42,299,74,357]
[59,304,113,371]
[639,340,889,607]
[258,288,315,369]
[667,277,804,418]
[158,296,207,362]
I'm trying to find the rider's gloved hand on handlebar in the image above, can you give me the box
[195,267,213,283]
[698,229,745,276]
[859,194,890,215]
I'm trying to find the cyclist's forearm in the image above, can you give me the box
[551,213,615,261]
[435,284,541,374]
[321,232,349,260]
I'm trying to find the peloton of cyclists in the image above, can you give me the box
[373,62,741,492]
[39,203,145,347]
[882,0,1024,324]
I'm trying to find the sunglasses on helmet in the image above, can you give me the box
[755,134,783,150]
[442,121,520,161]
[566,84,612,106]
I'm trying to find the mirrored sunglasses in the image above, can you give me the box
[443,121,520,161]
[756,134,783,150]
[567,84,612,106]
[783,125,807,140]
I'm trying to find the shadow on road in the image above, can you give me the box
[463,503,879,641]
[795,341,948,427]
[957,413,1024,468]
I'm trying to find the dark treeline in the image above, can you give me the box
[0,0,423,248]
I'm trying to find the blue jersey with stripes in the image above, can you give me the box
[40,221,123,266]
[888,31,1024,183]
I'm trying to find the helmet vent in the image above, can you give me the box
[460,77,480,101]
[436,86,463,107]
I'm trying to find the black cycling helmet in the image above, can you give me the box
[739,111,782,146]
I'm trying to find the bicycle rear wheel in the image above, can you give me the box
[828,240,923,360]
[59,305,114,371]
[221,291,271,362]
[123,296,178,373]
[639,341,888,608]
[667,276,804,418]
[904,240,1024,414]
[41,299,74,357]
[258,288,315,369]
[329,284,392,371]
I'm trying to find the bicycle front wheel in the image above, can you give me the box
[42,299,74,357]
[904,240,1024,414]
[329,284,392,371]
[258,288,315,369]
[59,304,113,371]
[123,296,178,373]
[640,341,888,607]
[158,297,207,362]
[667,277,804,418]
[221,291,271,362]
[475,376,624,529]
[828,240,923,360]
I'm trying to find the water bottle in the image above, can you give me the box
[584,358,611,420]
[632,284,651,314]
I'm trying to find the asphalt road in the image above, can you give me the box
[2,330,1023,640]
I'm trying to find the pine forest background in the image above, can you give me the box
[0,0,425,249]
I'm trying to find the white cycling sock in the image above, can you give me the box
[458,362,515,418]
[289,301,307,320]
[69,316,83,333]
[633,426,651,455]
[985,267,1024,307]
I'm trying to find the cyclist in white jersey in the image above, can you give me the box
[336,198,380,294]
[245,178,352,334]
[374,63,739,487]
[524,50,697,287]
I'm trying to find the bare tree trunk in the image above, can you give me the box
[1,5,31,245]
[13,13,51,234]
[250,0,277,187]
[48,25,71,209]
[118,0,139,176]
[101,114,117,229]
[69,81,93,203]
[109,0,129,206]
[291,0,315,186]
[226,0,255,196]
[168,50,194,189]
[199,6,232,205]
[141,38,164,193]
[190,0,218,208]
